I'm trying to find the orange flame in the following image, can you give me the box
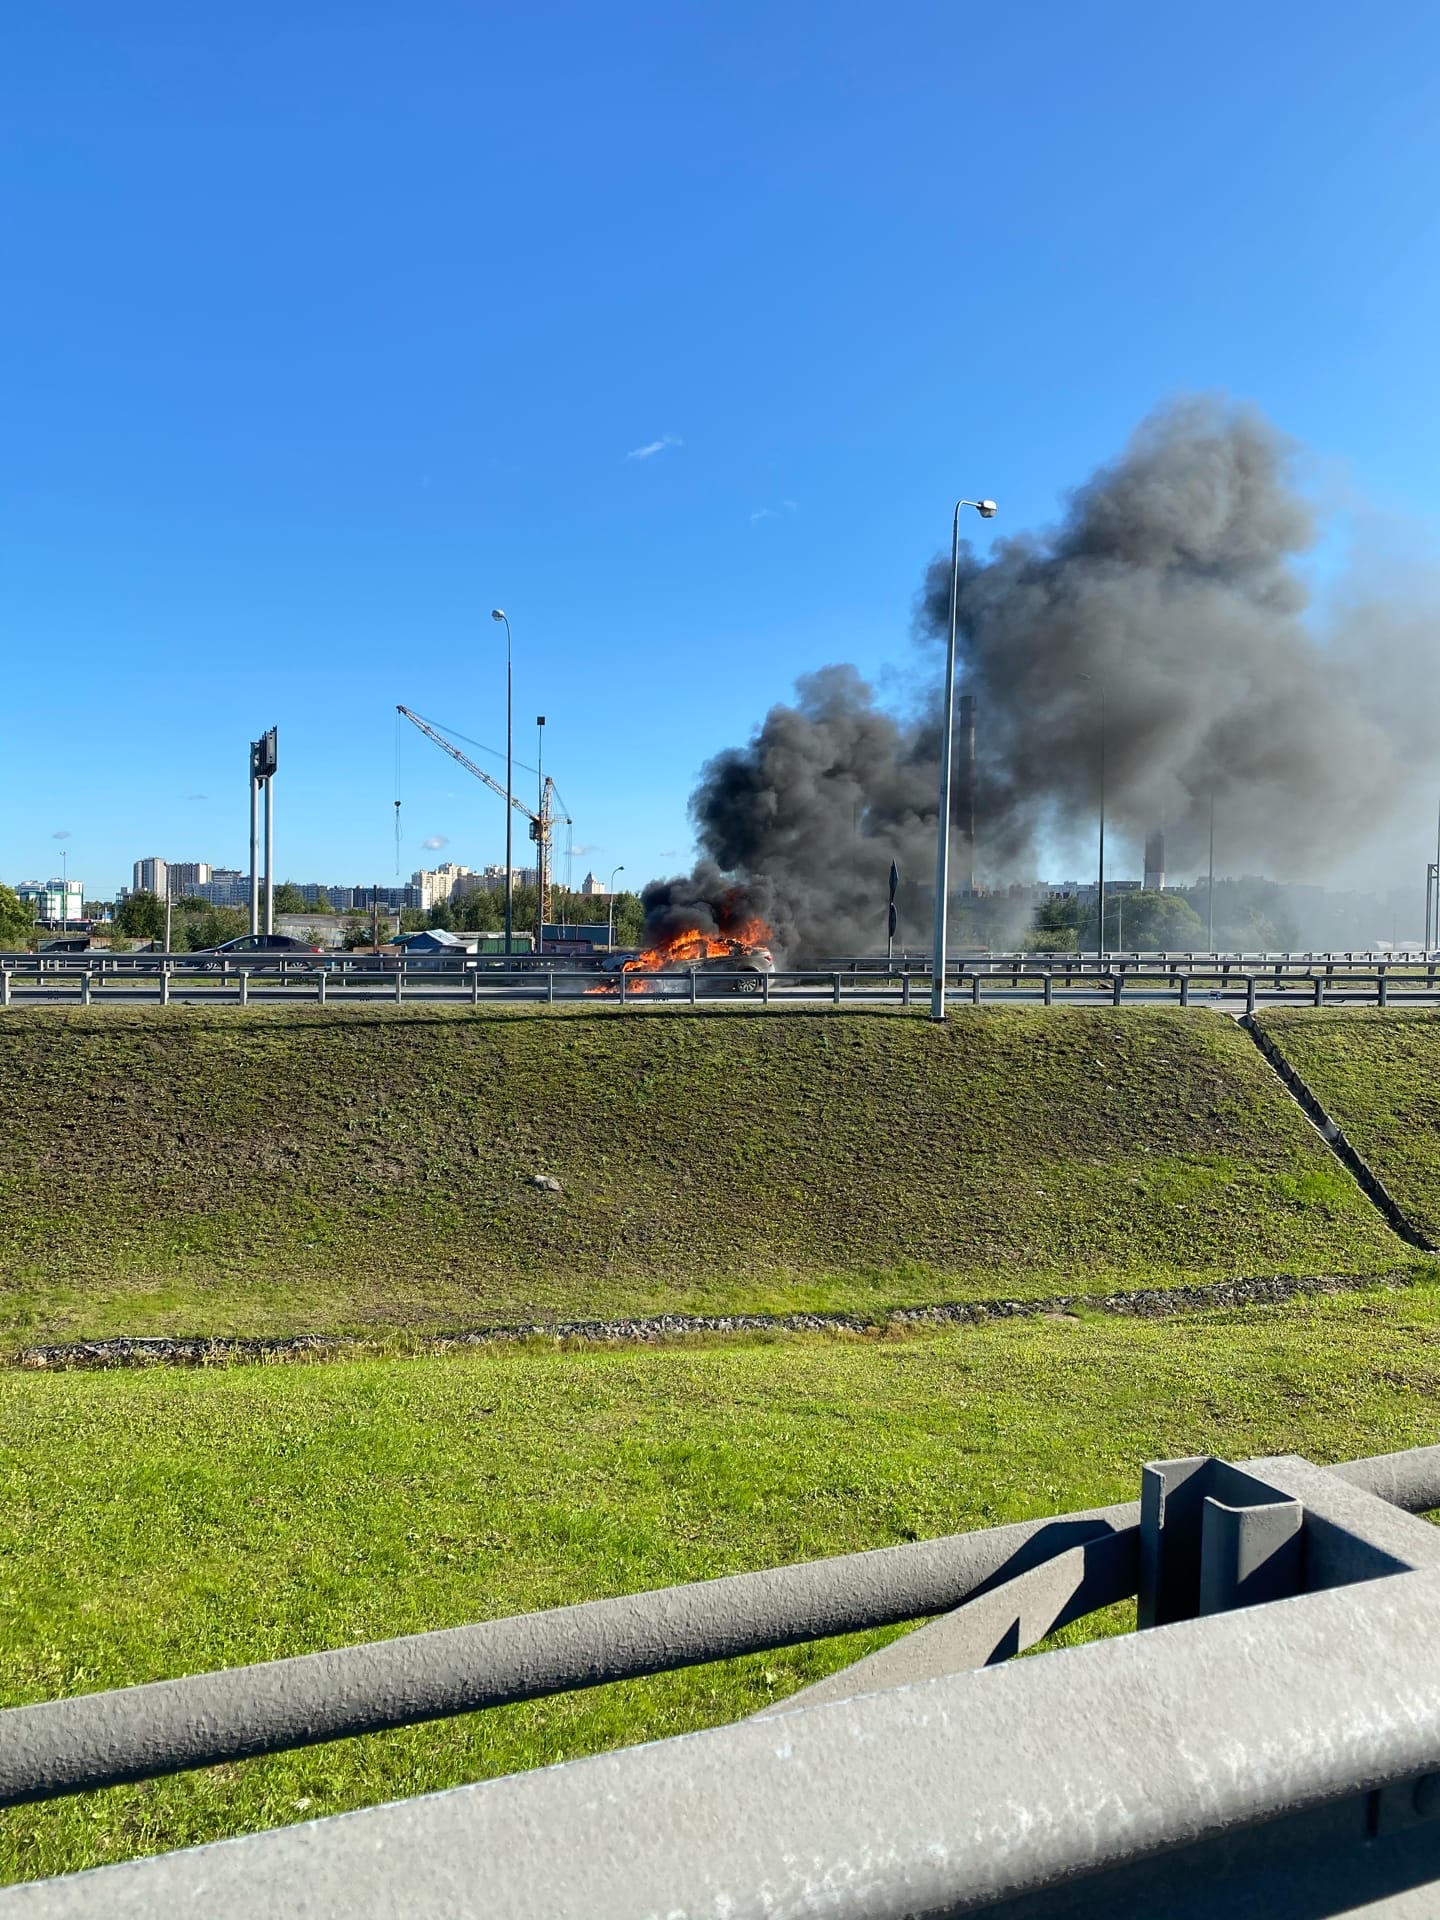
[586,918,775,995]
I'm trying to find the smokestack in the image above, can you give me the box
[1144,828,1166,893]
[959,693,977,892]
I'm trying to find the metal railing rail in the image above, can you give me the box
[0,1445,1435,1810]
[6,1444,1440,1916]
[2,956,1440,1012]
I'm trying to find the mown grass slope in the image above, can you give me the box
[1258,1007,1440,1243]
[3,1287,1439,1883]
[0,1004,1407,1343]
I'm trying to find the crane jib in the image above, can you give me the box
[396,704,570,947]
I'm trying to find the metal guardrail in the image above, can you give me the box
[2,953,1439,1010]
[6,1445,1440,1914]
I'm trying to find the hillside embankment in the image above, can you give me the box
[0,1004,1412,1346]
[1256,1008,1440,1247]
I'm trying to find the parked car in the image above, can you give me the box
[191,934,323,972]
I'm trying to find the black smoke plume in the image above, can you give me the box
[650,398,1437,956]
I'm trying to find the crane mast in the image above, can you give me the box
[396,705,566,949]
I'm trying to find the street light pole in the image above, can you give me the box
[1207,788,1216,954]
[607,864,625,947]
[930,496,997,1021]
[1078,675,1107,961]
[491,610,513,956]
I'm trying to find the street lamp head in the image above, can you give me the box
[490,608,506,622]
[977,500,998,519]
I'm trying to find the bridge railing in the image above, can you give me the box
[7,1444,1440,1915]
[1,954,1439,1009]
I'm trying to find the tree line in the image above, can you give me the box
[101,886,649,951]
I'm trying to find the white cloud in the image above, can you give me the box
[423,834,448,851]
[749,499,799,524]
[627,434,682,461]
[570,842,599,857]
[52,828,72,839]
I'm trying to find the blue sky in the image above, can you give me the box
[5,2,1440,898]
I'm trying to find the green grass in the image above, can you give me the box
[0,1005,1410,1345]
[4,1288,1440,1883]
[1258,1009,1440,1243]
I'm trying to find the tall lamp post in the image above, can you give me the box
[607,864,625,947]
[1207,788,1216,954]
[1078,674,1107,961]
[490,610,514,956]
[930,496,998,1021]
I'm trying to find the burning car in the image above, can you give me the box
[688,939,775,994]
[592,925,777,995]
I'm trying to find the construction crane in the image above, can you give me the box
[396,705,571,951]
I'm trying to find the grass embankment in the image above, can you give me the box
[3,1291,1440,1883]
[1258,1008,1440,1243]
[0,1005,1411,1344]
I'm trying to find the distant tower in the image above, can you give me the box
[1144,828,1166,893]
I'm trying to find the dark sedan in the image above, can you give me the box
[190,934,323,972]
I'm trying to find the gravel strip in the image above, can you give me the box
[8,1268,1426,1371]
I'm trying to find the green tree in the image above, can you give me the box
[452,889,505,934]
[426,899,457,931]
[611,892,645,946]
[1024,897,1082,954]
[272,883,308,914]
[1081,889,1205,952]
[178,905,247,951]
[0,884,35,950]
[314,890,333,913]
[115,891,165,941]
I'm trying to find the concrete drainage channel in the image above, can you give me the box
[9,1266,1432,1372]
[1241,1014,1437,1253]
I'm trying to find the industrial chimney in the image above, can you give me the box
[958,693,977,892]
[1144,828,1166,893]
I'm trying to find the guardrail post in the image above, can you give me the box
[547,968,556,1006]
[970,972,981,1007]
[618,969,626,1008]
[1246,974,1257,1015]
[1313,975,1323,1007]
[0,969,8,1008]
[902,973,911,1008]
[80,972,91,1006]
[238,971,248,1007]
[833,971,842,1005]
[1043,972,1053,1006]
[1179,975,1190,1008]
[689,968,697,1006]
[1378,971,1389,1008]
[316,969,327,1006]
[471,965,481,1006]
[394,964,404,1005]
[762,970,770,1005]
[1111,972,1123,1006]
[159,965,170,1007]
